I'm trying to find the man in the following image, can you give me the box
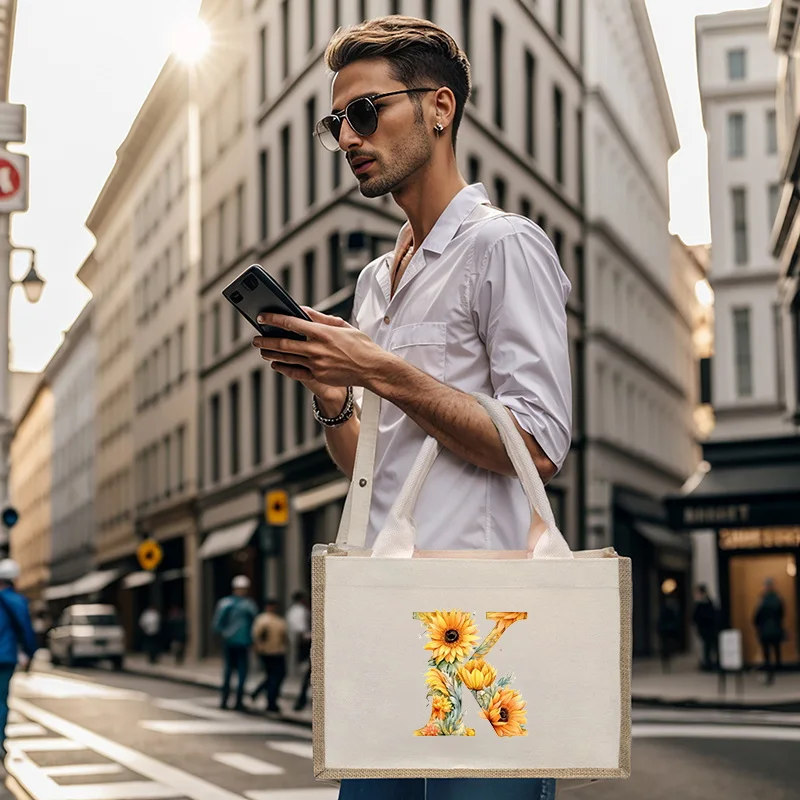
[286,591,311,712]
[252,16,569,800]
[212,575,258,710]
[0,559,38,758]
[166,606,188,665]
[139,605,161,665]
[251,599,288,714]
[692,585,718,671]
[754,578,785,685]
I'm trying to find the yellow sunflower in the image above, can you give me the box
[458,659,497,691]
[424,668,449,697]
[422,610,480,664]
[431,695,452,720]
[479,688,528,737]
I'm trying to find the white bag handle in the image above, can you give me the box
[334,388,381,548]
[371,393,573,559]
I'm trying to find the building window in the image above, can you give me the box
[733,307,753,397]
[164,337,172,387]
[359,0,367,21]
[520,196,532,219]
[769,183,781,229]
[537,213,548,232]
[727,49,746,81]
[163,247,171,294]
[231,302,241,341]
[329,232,343,294]
[307,0,316,51]
[306,96,317,207]
[492,17,504,130]
[555,0,565,38]
[217,199,226,267]
[274,374,286,454]
[177,324,186,378]
[251,369,263,466]
[493,176,507,209]
[280,265,292,296]
[461,0,472,61]
[295,381,306,445]
[304,249,316,305]
[236,182,245,250]
[163,434,171,496]
[334,0,342,27]
[423,0,435,20]
[552,228,564,260]
[259,26,267,103]
[727,112,745,158]
[212,302,221,355]
[766,109,778,155]
[524,49,536,157]
[176,425,185,491]
[259,149,269,239]
[774,303,785,403]
[553,85,564,184]
[281,124,292,224]
[332,150,342,189]
[467,154,480,184]
[229,381,240,476]
[281,0,290,79]
[210,394,221,482]
[732,187,748,265]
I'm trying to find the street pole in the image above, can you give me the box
[0,211,10,559]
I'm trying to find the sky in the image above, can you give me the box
[6,0,771,374]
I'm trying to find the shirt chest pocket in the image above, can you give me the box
[388,322,448,382]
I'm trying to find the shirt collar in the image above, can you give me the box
[391,183,491,258]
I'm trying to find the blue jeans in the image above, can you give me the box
[0,663,15,749]
[338,778,557,799]
[221,644,249,708]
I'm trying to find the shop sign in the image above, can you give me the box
[719,526,800,551]
[718,629,743,671]
[682,504,751,526]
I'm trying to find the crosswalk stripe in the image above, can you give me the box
[266,741,314,760]
[5,722,47,738]
[633,723,800,741]
[57,781,182,799]
[42,763,125,778]
[212,752,286,775]
[140,719,294,735]
[245,790,339,800]
[154,698,231,720]
[6,737,86,752]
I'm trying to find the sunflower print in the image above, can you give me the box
[458,659,497,691]
[420,610,480,664]
[479,688,528,737]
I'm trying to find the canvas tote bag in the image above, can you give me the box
[311,390,632,781]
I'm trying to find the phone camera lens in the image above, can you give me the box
[230,291,243,303]
[243,275,258,291]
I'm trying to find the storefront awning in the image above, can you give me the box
[123,571,155,590]
[44,569,121,601]
[198,520,257,560]
[635,522,691,553]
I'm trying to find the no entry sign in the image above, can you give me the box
[0,149,28,212]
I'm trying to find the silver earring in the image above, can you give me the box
[435,122,444,134]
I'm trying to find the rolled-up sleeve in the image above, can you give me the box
[471,222,573,470]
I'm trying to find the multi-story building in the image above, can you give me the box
[46,303,96,592]
[9,379,53,601]
[582,0,701,656]
[668,6,800,668]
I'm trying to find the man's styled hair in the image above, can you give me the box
[325,16,471,146]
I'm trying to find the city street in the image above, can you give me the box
[1,665,799,799]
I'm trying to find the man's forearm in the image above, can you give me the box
[365,353,557,482]
[318,392,360,479]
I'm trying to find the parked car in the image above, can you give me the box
[48,604,125,669]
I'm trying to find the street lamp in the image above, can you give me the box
[11,246,45,304]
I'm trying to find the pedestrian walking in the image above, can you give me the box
[251,15,571,799]
[251,599,288,714]
[657,596,681,674]
[286,591,311,712]
[166,606,187,665]
[754,578,785,684]
[213,575,258,711]
[692,584,719,671]
[0,559,38,758]
[139,605,161,665]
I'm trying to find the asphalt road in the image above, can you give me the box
[3,666,800,799]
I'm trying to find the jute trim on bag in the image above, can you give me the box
[312,546,633,781]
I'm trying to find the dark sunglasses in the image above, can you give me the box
[314,88,435,152]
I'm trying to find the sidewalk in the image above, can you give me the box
[123,653,313,726]
[633,654,800,710]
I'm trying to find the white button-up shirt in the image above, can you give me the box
[352,184,572,551]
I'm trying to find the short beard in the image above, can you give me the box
[357,120,433,198]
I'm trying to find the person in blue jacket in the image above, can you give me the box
[0,559,38,756]
[212,575,258,710]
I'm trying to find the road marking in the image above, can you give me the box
[633,723,800,741]
[245,791,338,800]
[267,741,314,760]
[42,763,125,777]
[154,698,231,720]
[6,737,86,752]
[8,710,24,723]
[10,697,247,800]
[140,719,295,735]
[13,673,143,701]
[5,722,47,738]
[212,752,286,775]
[54,782,183,799]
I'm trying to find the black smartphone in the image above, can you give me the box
[222,264,311,341]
